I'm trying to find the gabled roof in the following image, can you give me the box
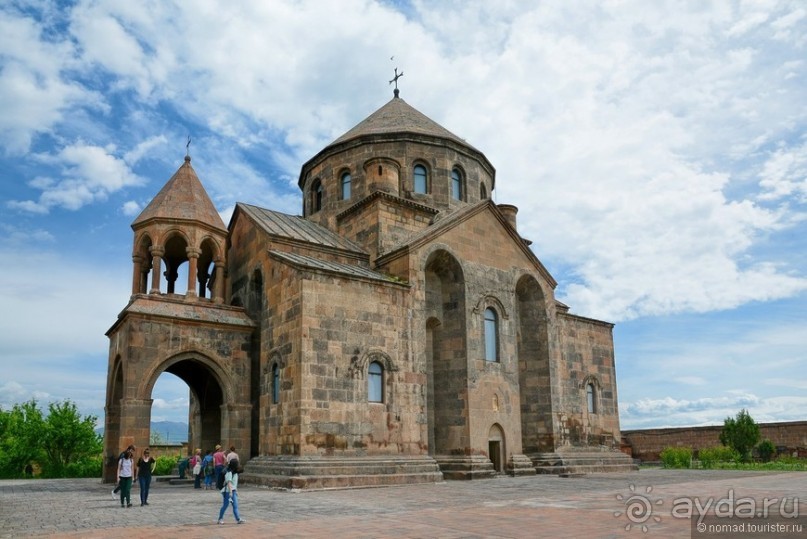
[269,251,404,285]
[234,203,367,256]
[132,156,226,232]
[376,200,557,288]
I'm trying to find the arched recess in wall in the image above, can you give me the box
[196,237,219,299]
[488,423,506,473]
[424,247,467,456]
[248,268,264,457]
[515,274,553,453]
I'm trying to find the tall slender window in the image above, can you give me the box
[586,383,596,413]
[272,364,280,404]
[480,183,487,200]
[341,171,351,200]
[484,308,498,362]
[311,179,323,213]
[414,164,427,194]
[451,168,462,200]
[368,361,383,402]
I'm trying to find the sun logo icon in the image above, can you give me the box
[614,484,664,532]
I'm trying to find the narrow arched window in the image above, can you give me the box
[586,383,596,413]
[414,164,427,194]
[272,364,280,404]
[480,183,487,200]
[451,168,463,200]
[311,179,323,213]
[341,171,351,200]
[368,361,383,402]
[484,308,498,362]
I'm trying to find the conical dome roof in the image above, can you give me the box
[132,156,226,232]
[327,95,476,150]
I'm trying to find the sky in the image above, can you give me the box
[1,0,805,432]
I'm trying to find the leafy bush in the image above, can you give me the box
[697,446,738,468]
[757,439,775,462]
[153,455,178,476]
[63,456,103,478]
[660,446,692,469]
[719,409,760,462]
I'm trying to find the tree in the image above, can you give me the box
[719,409,760,462]
[0,401,46,478]
[0,399,102,478]
[39,401,103,477]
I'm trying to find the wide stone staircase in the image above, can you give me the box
[530,449,638,475]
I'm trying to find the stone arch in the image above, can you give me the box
[349,349,397,378]
[103,356,126,481]
[138,350,236,459]
[515,273,553,453]
[160,229,191,295]
[473,294,509,320]
[424,247,468,456]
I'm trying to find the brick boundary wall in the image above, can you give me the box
[622,420,807,462]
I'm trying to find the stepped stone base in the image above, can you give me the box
[434,455,496,480]
[241,455,443,490]
[507,453,537,476]
[530,449,638,475]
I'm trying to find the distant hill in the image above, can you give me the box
[95,421,189,444]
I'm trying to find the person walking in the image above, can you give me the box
[116,447,135,508]
[217,459,245,525]
[136,448,156,506]
[112,444,136,498]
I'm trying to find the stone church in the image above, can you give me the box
[103,89,634,488]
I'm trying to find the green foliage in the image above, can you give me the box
[0,401,46,478]
[0,399,102,479]
[719,409,760,462]
[757,439,776,462]
[660,446,692,469]
[150,431,165,445]
[697,446,739,468]
[153,455,178,476]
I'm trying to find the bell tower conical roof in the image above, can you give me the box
[132,156,226,232]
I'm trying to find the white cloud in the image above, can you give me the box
[8,142,144,213]
[121,200,142,216]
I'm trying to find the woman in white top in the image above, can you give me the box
[116,448,134,508]
[217,459,245,525]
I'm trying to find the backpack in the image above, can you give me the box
[216,469,226,490]
[204,460,214,477]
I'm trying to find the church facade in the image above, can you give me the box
[103,91,634,488]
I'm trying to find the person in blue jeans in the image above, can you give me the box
[136,448,155,506]
[217,459,245,525]
[202,450,214,490]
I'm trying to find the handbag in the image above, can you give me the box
[192,462,201,475]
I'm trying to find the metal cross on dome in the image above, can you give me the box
[389,67,404,97]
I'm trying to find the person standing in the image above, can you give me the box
[202,450,215,490]
[212,444,226,486]
[136,448,155,506]
[112,444,136,498]
[116,447,134,508]
[217,459,245,525]
[191,448,203,489]
[225,445,239,465]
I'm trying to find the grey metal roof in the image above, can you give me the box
[269,251,400,284]
[237,203,366,255]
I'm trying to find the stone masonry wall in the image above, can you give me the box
[623,421,807,462]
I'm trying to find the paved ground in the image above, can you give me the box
[1,470,805,538]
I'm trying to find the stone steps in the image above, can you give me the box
[530,450,638,475]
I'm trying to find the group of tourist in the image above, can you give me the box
[113,442,245,524]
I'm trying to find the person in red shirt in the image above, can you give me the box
[213,444,226,485]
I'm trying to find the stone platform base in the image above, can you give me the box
[530,449,638,474]
[241,455,443,490]
[434,455,496,480]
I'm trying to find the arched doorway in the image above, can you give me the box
[488,424,505,473]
